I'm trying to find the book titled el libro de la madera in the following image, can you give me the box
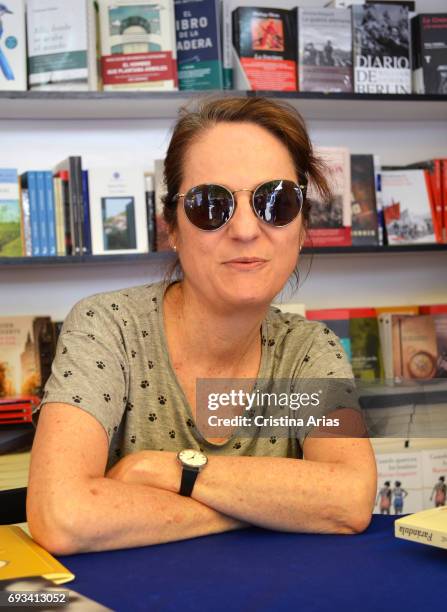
[26,0,98,91]
[232,6,297,91]
[98,0,178,91]
[174,0,222,90]
[352,3,411,94]
[298,7,352,93]
[412,13,447,95]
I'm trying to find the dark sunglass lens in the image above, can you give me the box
[253,180,303,226]
[183,185,233,230]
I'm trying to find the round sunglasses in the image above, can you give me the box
[174,179,307,231]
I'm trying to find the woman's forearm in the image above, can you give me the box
[27,476,247,555]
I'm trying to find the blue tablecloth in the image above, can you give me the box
[61,515,446,612]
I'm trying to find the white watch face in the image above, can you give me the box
[179,449,208,468]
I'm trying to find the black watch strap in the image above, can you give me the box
[179,467,199,497]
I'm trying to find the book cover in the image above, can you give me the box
[0,0,26,91]
[351,154,379,246]
[232,6,297,91]
[36,172,48,256]
[375,452,424,514]
[349,308,382,380]
[21,172,41,257]
[19,179,32,256]
[352,3,411,94]
[0,526,74,583]
[381,169,437,246]
[0,168,22,257]
[53,176,66,256]
[44,171,56,257]
[392,314,438,381]
[419,307,447,378]
[99,0,178,91]
[0,315,53,397]
[174,0,222,90]
[373,154,385,246]
[421,449,447,509]
[298,8,352,93]
[88,167,149,255]
[304,147,352,247]
[395,506,447,549]
[26,0,97,91]
[412,14,447,95]
[154,158,170,251]
[53,158,84,255]
[405,159,443,244]
[306,308,352,361]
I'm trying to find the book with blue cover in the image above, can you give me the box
[36,172,48,256]
[0,168,22,256]
[0,0,27,91]
[44,171,57,256]
[175,0,223,90]
[21,172,40,256]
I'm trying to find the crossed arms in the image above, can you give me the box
[27,403,377,555]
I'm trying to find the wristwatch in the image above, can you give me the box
[177,449,208,497]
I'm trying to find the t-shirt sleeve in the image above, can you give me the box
[293,322,360,449]
[40,296,129,443]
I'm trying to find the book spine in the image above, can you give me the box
[411,15,424,93]
[145,174,155,252]
[81,170,91,254]
[26,172,41,256]
[60,172,73,256]
[395,523,447,550]
[67,158,82,255]
[221,0,233,89]
[373,155,384,246]
[20,183,32,256]
[442,160,447,244]
[36,171,48,256]
[44,171,57,256]
[53,177,65,256]
[423,169,442,244]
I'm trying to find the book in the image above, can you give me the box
[349,308,382,381]
[412,14,447,95]
[98,0,178,91]
[88,167,149,255]
[405,159,443,244]
[306,308,352,360]
[44,171,57,257]
[373,154,385,246]
[392,315,438,381]
[174,0,223,90]
[36,172,48,257]
[419,304,447,378]
[442,159,447,243]
[298,8,353,93]
[154,158,170,251]
[0,526,74,583]
[20,172,41,257]
[0,0,26,91]
[350,154,379,246]
[421,449,447,509]
[53,176,66,256]
[381,169,437,246]
[19,177,32,256]
[0,315,54,397]
[26,0,98,91]
[352,3,411,94]
[144,172,156,251]
[81,170,92,254]
[53,158,84,255]
[0,168,22,257]
[304,146,352,247]
[375,451,424,514]
[232,6,297,91]
[395,506,447,549]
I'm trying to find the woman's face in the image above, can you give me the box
[173,121,303,310]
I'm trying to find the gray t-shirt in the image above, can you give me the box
[41,281,355,468]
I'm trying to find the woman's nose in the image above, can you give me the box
[227,191,261,240]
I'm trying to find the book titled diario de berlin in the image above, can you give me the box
[352,3,411,94]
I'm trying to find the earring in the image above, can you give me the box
[172,245,177,252]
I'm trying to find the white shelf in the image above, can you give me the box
[0,91,446,122]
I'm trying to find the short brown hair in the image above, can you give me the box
[162,95,329,232]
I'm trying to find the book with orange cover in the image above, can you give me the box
[0,525,74,584]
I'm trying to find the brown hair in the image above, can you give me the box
[161,95,329,283]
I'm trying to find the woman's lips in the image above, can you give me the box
[223,258,268,270]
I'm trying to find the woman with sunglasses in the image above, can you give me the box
[28,97,377,554]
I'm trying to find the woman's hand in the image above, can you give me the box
[106,450,180,493]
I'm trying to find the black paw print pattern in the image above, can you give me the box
[131,350,137,358]
[269,436,277,445]
[111,303,119,311]
[261,336,267,346]
[141,330,148,338]
[268,339,275,347]
[233,442,241,450]
[169,430,176,439]
[62,346,68,355]
[328,340,336,347]
[96,360,106,369]
[122,319,128,327]
[120,363,125,372]
[72,395,82,404]
[126,401,134,412]
[63,370,72,378]
[140,380,149,389]
[336,353,342,359]
[86,309,95,317]
[130,435,136,444]
[158,395,167,405]
[186,418,194,428]
[87,334,96,341]
[113,425,118,433]
[303,355,310,363]
[327,371,335,376]
[323,327,330,335]
[147,360,154,369]
[148,413,157,422]
[103,393,111,403]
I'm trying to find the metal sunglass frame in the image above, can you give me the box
[173,178,308,231]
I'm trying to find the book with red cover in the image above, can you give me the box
[405,160,444,243]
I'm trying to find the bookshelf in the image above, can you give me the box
[0,90,446,122]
